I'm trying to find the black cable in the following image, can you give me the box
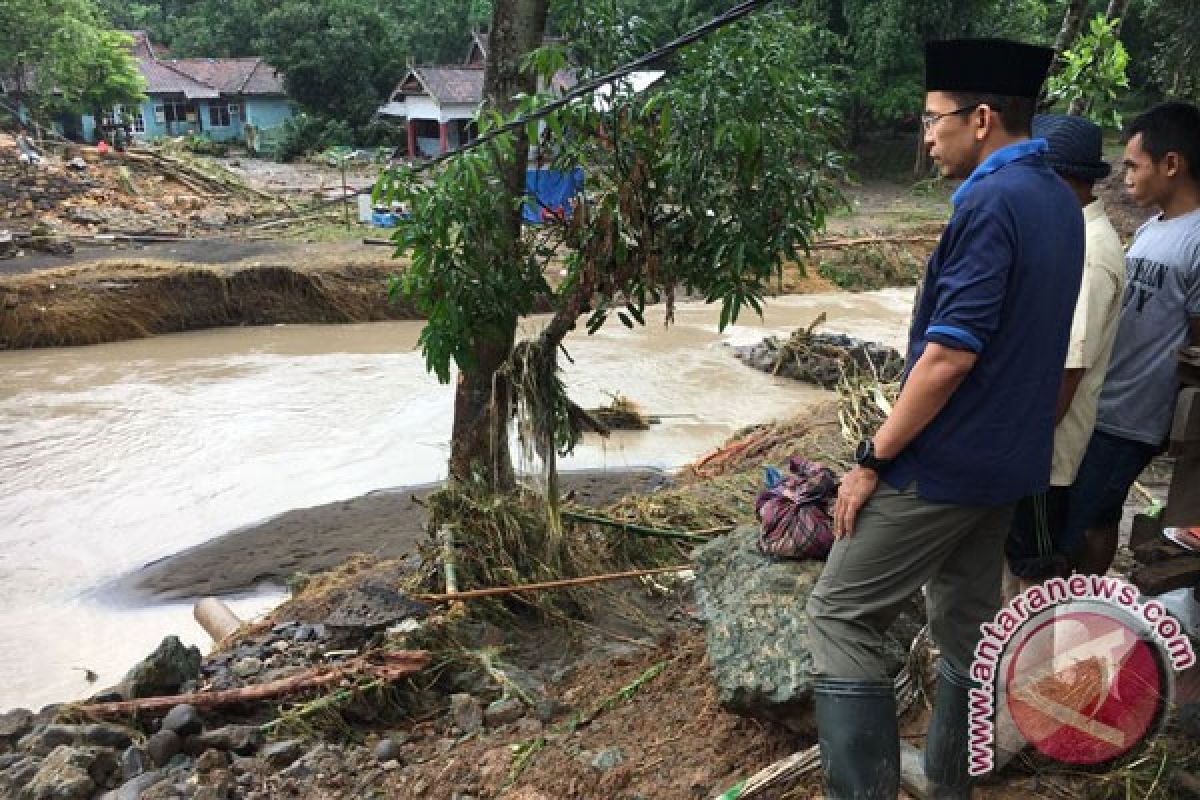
[408,0,774,173]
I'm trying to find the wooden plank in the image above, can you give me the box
[1170,388,1200,456]
[1131,555,1200,596]
[1164,456,1200,527]
[1130,513,1165,550]
[1132,539,1190,565]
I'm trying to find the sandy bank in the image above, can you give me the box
[120,468,671,601]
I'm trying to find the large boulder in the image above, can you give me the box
[692,526,925,734]
[21,745,106,800]
[115,637,201,700]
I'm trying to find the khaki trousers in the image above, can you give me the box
[806,483,1015,681]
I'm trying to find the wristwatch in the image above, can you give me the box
[854,439,893,472]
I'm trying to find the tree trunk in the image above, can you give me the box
[1105,0,1131,32]
[447,0,548,490]
[1049,0,1088,77]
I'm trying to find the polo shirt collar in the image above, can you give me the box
[951,138,1048,208]
[1083,198,1107,224]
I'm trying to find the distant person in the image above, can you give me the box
[805,39,1083,800]
[1004,114,1125,588]
[1069,101,1200,576]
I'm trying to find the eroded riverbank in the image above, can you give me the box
[0,289,914,711]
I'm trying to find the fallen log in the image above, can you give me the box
[806,234,940,250]
[75,650,430,718]
[415,565,691,603]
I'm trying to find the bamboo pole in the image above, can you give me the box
[561,509,718,543]
[415,565,690,603]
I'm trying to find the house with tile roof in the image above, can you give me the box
[377,32,574,159]
[82,31,294,145]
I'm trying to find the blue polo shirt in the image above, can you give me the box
[880,141,1085,506]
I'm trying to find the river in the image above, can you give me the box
[0,288,914,711]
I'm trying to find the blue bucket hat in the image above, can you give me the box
[1032,114,1112,182]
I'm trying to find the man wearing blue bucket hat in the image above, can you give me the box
[805,39,1085,799]
[1004,114,1126,586]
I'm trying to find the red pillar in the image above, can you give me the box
[406,119,417,159]
[439,121,449,154]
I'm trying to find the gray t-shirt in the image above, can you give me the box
[1096,207,1200,445]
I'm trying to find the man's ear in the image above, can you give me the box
[974,105,992,141]
[1163,152,1181,179]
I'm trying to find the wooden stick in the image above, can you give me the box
[415,566,690,603]
[561,510,716,543]
[75,650,430,718]
[807,234,940,250]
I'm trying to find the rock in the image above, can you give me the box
[449,694,483,734]
[484,698,524,728]
[19,724,133,755]
[66,208,103,225]
[0,756,39,790]
[692,525,925,734]
[0,709,33,744]
[231,657,263,678]
[24,745,97,800]
[373,738,402,763]
[260,740,304,770]
[325,585,429,646]
[146,730,181,767]
[99,769,165,800]
[119,746,151,781]
[161,704,203,737]
[0,752,21,770]
[188,725,262,755]
[514,718,543,736]
[116,637,202,700]
[194,748,228,773]
[590,746,625,772]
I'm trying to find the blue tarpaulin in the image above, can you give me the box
[522,168,584,224]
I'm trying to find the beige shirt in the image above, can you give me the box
[1051,198,1126,485]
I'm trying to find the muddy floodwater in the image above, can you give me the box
[0,289,914,711]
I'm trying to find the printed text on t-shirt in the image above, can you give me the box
[1123,257,1168,313]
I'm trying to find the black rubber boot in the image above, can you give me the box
[900,661,975,800]
[814,678,899,800]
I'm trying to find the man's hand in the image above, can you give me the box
[833,466,880,539]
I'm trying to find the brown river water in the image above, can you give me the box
[0,289,914,711]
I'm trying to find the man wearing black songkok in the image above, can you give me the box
[805,39,1085,799]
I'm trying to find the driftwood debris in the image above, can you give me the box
[76,650,430,718]
[415,565,691,603]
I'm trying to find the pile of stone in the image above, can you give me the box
[732,329,904,389]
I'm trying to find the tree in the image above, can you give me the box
[1139,0,1200,101]
[1045,12,1130,124]
[255,0,408,130]
[0,0,144,123]
[379,7,846,495]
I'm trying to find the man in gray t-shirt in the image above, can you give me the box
[1068,102,1200,576]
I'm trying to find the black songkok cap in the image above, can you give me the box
[925,39,1055,99]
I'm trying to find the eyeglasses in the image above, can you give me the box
[921,103,986,129]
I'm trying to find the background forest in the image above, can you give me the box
[3,0,1197,152]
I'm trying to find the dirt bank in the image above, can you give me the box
[121,468,670,601]
[0,256,418,349]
